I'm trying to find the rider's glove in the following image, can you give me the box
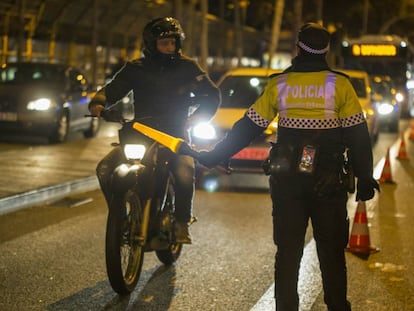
[356,178,380,201]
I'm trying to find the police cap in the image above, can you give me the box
[297,22,330,55]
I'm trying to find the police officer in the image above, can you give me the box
[197,22,379,310]
[89,17,221,244]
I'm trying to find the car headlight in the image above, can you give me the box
[27,98,55,111]
[192,122,217,140]
[395,92,404,103]
[377,102,394,115]
[124,144,146,160]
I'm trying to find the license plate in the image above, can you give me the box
[0,112,17,121]
[231,147,270,160]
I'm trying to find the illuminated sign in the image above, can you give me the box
[352,44,397,56]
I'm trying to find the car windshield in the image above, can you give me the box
[0,64,65,84]
[219,75,270,108]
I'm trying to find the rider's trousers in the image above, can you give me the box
[96,146,195,223]
[269,173,351,311]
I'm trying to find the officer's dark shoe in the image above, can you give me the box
[175,222,192,244]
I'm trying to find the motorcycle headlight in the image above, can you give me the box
[27,98,55,111]
[192,122,217,140]
[377,102,394,115]
[124,144,146,160]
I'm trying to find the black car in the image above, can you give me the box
[0,62,100,143]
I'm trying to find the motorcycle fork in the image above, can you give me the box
[135,197,152,246]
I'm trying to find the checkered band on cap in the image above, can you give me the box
[246,107,269,128]
[297,41,329,54]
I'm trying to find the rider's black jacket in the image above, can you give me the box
[90,54,221,139]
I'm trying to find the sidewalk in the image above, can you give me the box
[0,135,114,215]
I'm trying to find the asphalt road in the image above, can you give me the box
[0,187,279,311]
[0,121,413,311]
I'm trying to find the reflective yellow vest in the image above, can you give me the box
[247,71,365,130]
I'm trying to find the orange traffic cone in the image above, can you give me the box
[396,133,409,160]
[378,147,395,184]
[346,201,379,260]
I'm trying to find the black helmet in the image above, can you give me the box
[143,17,185,61]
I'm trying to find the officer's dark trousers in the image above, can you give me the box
[270,174,351,311]
[96,146,195,223]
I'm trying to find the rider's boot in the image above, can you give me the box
[175,222,192,244]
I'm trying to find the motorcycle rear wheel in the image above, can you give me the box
[105,190,144,295]
[155,182,183,264]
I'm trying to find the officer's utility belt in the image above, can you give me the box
[262,143,355,193]
[262,142,317,175]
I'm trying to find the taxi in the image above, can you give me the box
[192,67,281,175]
[336,69,380,143]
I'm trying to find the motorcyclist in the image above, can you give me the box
[88,17,221,244]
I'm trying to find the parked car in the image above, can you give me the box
[369,74,400,132]
[0,62,100,143]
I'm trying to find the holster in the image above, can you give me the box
[262,142,294,176]
[342,149,355,193]
[313,150,355,197]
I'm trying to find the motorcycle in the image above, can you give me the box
[92,109,198,295]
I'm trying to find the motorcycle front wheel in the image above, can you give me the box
[155,182,183,264]
[105,190,144,295]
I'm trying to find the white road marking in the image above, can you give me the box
[250,239,321,311]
